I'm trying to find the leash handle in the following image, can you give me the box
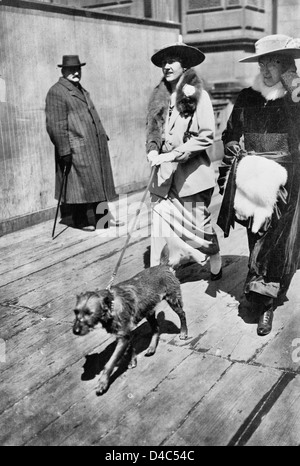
[106,166,156,290]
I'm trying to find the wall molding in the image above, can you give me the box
[0,0,180,29]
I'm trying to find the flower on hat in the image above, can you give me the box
[183,84,195,97]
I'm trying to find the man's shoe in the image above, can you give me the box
[257,308,273,336]
[81,225,96,232]
[75,224,95,232]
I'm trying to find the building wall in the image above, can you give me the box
[277,0,300,36]
[23,0,180,22]
[0,1,179,235]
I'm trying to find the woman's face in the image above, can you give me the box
[258,55,284,87]
[162,56,185,84]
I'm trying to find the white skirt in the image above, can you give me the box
[150,188,220,267]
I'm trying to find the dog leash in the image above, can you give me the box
[106,166,156,291]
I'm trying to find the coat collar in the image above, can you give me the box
[252,73,287,101]
[146,69,202,152]
[167,70,203,130]
[175,68,203,116]
[167,105,180,131]
[58,77,87,102]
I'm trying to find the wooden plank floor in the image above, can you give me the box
[1,187,300,446]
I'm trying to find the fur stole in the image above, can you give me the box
[252,73,287,101]
[146,69,203,152]
[234,155,287,233]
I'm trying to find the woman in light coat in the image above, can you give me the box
[146,43,222,279]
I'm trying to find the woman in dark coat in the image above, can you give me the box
[45,55,118,231]
[217,34,300,335]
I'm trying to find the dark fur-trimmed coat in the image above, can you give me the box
[146,69,216,198]
[217,70,300,289]
[46,77,116,203]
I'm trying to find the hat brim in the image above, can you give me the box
[58,63,86,67]
[151,44,205,68]
[239,48,300,62]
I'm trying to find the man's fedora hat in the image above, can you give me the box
[151,42,205,68]
[58,55,86,68]
[239,34,300,63]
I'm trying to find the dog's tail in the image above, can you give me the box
[159,244,169,266]
[159,245,176,274]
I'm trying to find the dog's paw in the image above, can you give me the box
[128,355,137,369]
[96,374,109,396]
[179,331,188,340]
[145,347,156,357]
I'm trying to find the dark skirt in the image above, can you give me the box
[218,157,300,298]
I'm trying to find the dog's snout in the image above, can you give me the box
[73,324,81,335]
[72,318,90,336]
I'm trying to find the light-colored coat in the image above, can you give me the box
[45,77,116,203]
[163,88,216,197]
[147,71,216,199]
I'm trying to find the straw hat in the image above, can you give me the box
[239,34,300,63]
[151,42,205,68]
[58,55,86,68]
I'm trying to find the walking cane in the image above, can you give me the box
[52,165,67,239]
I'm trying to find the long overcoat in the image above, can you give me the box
[217,70,300,296]
[45,77,116,203]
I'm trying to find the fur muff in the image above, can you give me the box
[234,155,288,233]
[146,69,203,153]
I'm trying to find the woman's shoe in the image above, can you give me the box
[210,253,222,281]
[210,268,222,281]
[109,219,125,227]
[257,308,273,336]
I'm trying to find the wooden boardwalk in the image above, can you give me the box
[1,187,300,447]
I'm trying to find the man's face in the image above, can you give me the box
[62,66,82,83]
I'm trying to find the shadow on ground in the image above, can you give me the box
[80,313,181,388]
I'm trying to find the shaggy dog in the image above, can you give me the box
[234,155,288,233]
[73,265,188,395]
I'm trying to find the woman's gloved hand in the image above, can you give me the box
[224,142,241,162]
[147,149,159,164]
[148,151,175,166]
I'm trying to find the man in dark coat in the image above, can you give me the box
[45,55,118,231]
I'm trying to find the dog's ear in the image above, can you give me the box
[103,291,113,312]
[75,292,84,304]
[96,290,113,314]
[92,290,114,325]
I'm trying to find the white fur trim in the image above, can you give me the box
[234,156,288,233]
[252,73,287,101]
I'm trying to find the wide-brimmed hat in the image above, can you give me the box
[239,34,300,63]
[58,55,86,68]
[151,42,205,68]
